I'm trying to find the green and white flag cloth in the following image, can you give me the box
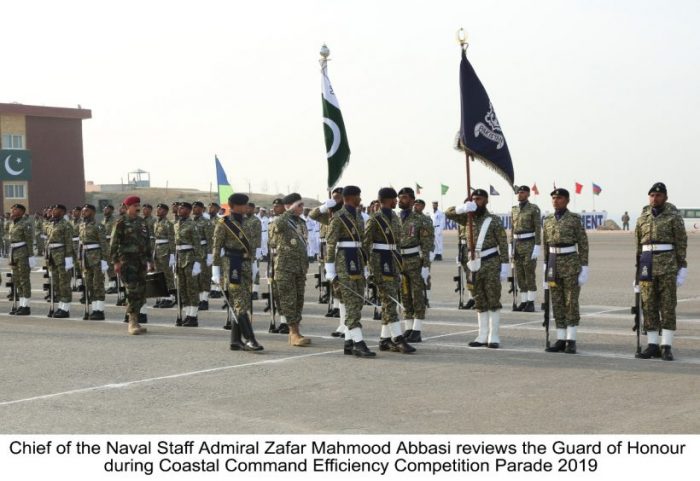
[321,60,350,190]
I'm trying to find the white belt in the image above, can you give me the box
[200,240,208,245]
[84,243,101,250]
[549,246,577,254]
[514,232,535,240]
[474,246,499,258]
[642,244,673,252]
[372,243,397,251]
[337,241,361,248]
[48,243,64,249]
[40,235,47,239]
[320,238,327,243]
[72,237,79,242]
[155,239,170,245]
[459,239,467,245]
[106,235,112,240]
[176,244,194,251]
[11,241,27,248]
[400,246,420,255]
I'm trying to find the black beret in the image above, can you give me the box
[54,204,67,211]
[247,202,256,208]
[179,202,193,210]
[415,199,426,205]
[331,187,344,195]
[343,185,361,196]
[282,193,302,205]
[208,202,220,208]
[11,204,26,211]
[550,188,570,198]
[142,203,153,209]
[648,182,667,195]
[72,206,82,211]
[228,193,249,206]
[378,187,397,200]
[82,204,96,211]
[472,189,489,198]
[398,187,415,198]
[517,185,530,193]
[192,201,205,208]
[272,198,283,206]
[156,203,169,210]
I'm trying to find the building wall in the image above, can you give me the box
[0,114,26,137]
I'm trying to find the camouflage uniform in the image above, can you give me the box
[310,204,344,307]
[8,216,34,302]
[143,214,156,251]
[193,213,214,302]
[153,216,176,292]
[247,214,262,294]
[635,202,687,332]
[269,209,309,326]
[398,209,434,321]
[34,215,45,255]
[79,217,108,303]
[46,217,75,305]
[511,201,541,296]
[102,213,117,284]
[110,215,151,318]
[174,217,204,313]
[443,212,475,303]
[212,215,255,317]
[542,210,589,327]
[266,215,282,317]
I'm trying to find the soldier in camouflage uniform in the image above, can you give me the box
[152,203,176,308]
[70,206,82,294]
[270,193,311,347]
[245,202,263,302]
[34,212,45,256]
[211,193,262,351]
[8,204,35,315]
[173,202,204,327]
[267,198,289,333]
[310,187,345,331]
[110,196,153,335]
[79,204,109,320]
[511,185,542,312]
[413,199,435,309]
[543,188,589,354]
[363,188,415,353]
[446,189,509,348]
[102,204,118,294]
[325,185,375,358]
[446,203,476,310]
[207,202,223,299]
[142,203,157,251]
[192,201,214,311]
[45,204,75,318]
[635,182,687,361]
[397,187,434,343]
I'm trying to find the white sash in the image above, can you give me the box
[466,217,492,273]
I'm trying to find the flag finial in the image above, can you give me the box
[320,44,330,59]
[457,28,468,51]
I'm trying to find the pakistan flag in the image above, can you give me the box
[321,59,350,190]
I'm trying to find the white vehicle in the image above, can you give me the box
[679,208,700,231]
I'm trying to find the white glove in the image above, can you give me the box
[255,248,262,261]
[429,251,436,262]
[364,266,370,279]
[28,256,37,268]
[421,267,429,283]
[578,266,589,286]
[212,266,221,284]
[531,245,541,260]
[324,262,336,280]
[500,263,510,282]
[206,253,213,267]
[64,257,74,271]
[192,261,202,276]
[455,201,477,214]
[319,198,337,214]
[633,280,640,294]
[508,244,513,258]
[101,260,108,273]
[677,267,688,287]
[543,279,549,290]
[168,254,176,268]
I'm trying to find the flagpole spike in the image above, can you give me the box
[457,28,468,51]
[320,44,330,67]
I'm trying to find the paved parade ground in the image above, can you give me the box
[0,231,698,434]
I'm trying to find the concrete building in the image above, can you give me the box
[0,102,91,213]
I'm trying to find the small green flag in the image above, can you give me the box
[441,184,449,195]
[415,182,423,195]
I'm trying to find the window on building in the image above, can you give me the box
[4,183,26,199]
[1,134,24,149]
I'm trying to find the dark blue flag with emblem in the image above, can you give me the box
[489,185,500,196]
[457,49,514,188]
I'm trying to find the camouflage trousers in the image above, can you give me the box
[376,275,400,325]
[550,275,580,327]
[82,264,106,302]
[337,276,365,330]
[641,273,677,331]
[401,262,426,320]
[513,239,537,292]
[275,269,306,324]
[10,254,31,298]
[471,257,503,312]
[36,236,45,255]
[176,265,200,307]
[120,255,147,315]
[227,261,252,318]
[154,254,176,291]
[48,250,72,303]
[199,262,212,294]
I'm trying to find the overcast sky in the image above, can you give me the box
[5,0,700,220]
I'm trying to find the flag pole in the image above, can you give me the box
[320,44,332,201]
[458,29,476,262]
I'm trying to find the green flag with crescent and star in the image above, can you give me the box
[321,58,350,190]
[0,150,32,180]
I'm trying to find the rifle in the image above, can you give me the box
[263,246,278,332]
[6,272,16,314]
[81,245,91,320]
[508,238,519,310]
[542,264,550,349]
[174,250,183,325]
[632,262,642,357]
[423,272,430,309]
[454,261,467,309]
[115,274,126,306]
[45,253,55,317]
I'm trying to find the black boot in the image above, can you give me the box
[373,309,382,320]
[138,313,148,324]
[268,323,278,333]
[239,313,263,351]
[636,343,661,359]
[661,345,674,361]
[153,299,163,308]
[160,298,175,308]
[15,306,31,316]
[331,308,340,318]
[9,306,17,315]
[183,316,199,327]
[251,292,259,301]
[352,340,376,358]
[53,309,70,318]
[175,316,183,327]
[513,302,525,312]
[277,323,289,334]
[89,310,105,320]
[564,340,577,354]
[379,338,398,352]
[403,329,413,339]
[324,308,335,318]
[343,340,354,355]
[230,321,244,351]
[407,330,422,343]
[198,300,209,311]
[465,298,476,309]
[392,335,416,354]
[545,339,567,352]
[523,301,535,312]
